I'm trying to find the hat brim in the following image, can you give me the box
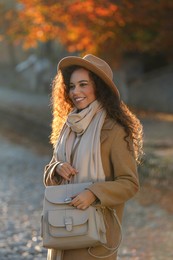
[58,56,120,99]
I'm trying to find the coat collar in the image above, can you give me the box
[101,117,116,143]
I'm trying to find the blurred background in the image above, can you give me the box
[0,1,173,259]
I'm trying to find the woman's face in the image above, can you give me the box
[68,68,96,110]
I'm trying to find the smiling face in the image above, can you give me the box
[68,68,96,110]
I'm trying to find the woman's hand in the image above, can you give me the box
[55,162,78,181]
[70,190,97,210]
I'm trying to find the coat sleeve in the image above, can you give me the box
[87,125,140,208]
[43,154,63,186]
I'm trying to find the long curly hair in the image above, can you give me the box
[50,65,143,164]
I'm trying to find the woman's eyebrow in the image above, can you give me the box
[78,80,89,83]
[70,80,89,85]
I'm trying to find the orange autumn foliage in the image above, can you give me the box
[2,0,173,62]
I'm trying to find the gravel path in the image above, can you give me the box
[0,135,49,259]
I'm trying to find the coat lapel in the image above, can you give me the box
[101,118,116,144]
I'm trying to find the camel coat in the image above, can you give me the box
[43,117,140,260]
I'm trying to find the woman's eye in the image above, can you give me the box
[69,82,88,90]
[69,84,75,90]
[80,83,87,87]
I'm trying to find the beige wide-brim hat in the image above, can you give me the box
[58,54,120,99]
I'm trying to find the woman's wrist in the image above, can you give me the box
[50,162,63,182]
[55,161,64,173]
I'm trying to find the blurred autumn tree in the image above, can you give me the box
[1,0,173,65]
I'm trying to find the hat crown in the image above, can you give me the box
[83,54,113,80]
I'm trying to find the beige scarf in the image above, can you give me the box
[55,100,106,183]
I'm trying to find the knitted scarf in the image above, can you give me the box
[55,100,106,183]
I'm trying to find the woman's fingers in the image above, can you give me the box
[71,199,86,210]
[70,190,97,209]
[56,162,78,180]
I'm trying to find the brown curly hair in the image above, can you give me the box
[50,65,143,164]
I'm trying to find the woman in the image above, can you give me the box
[43,54,143,260]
